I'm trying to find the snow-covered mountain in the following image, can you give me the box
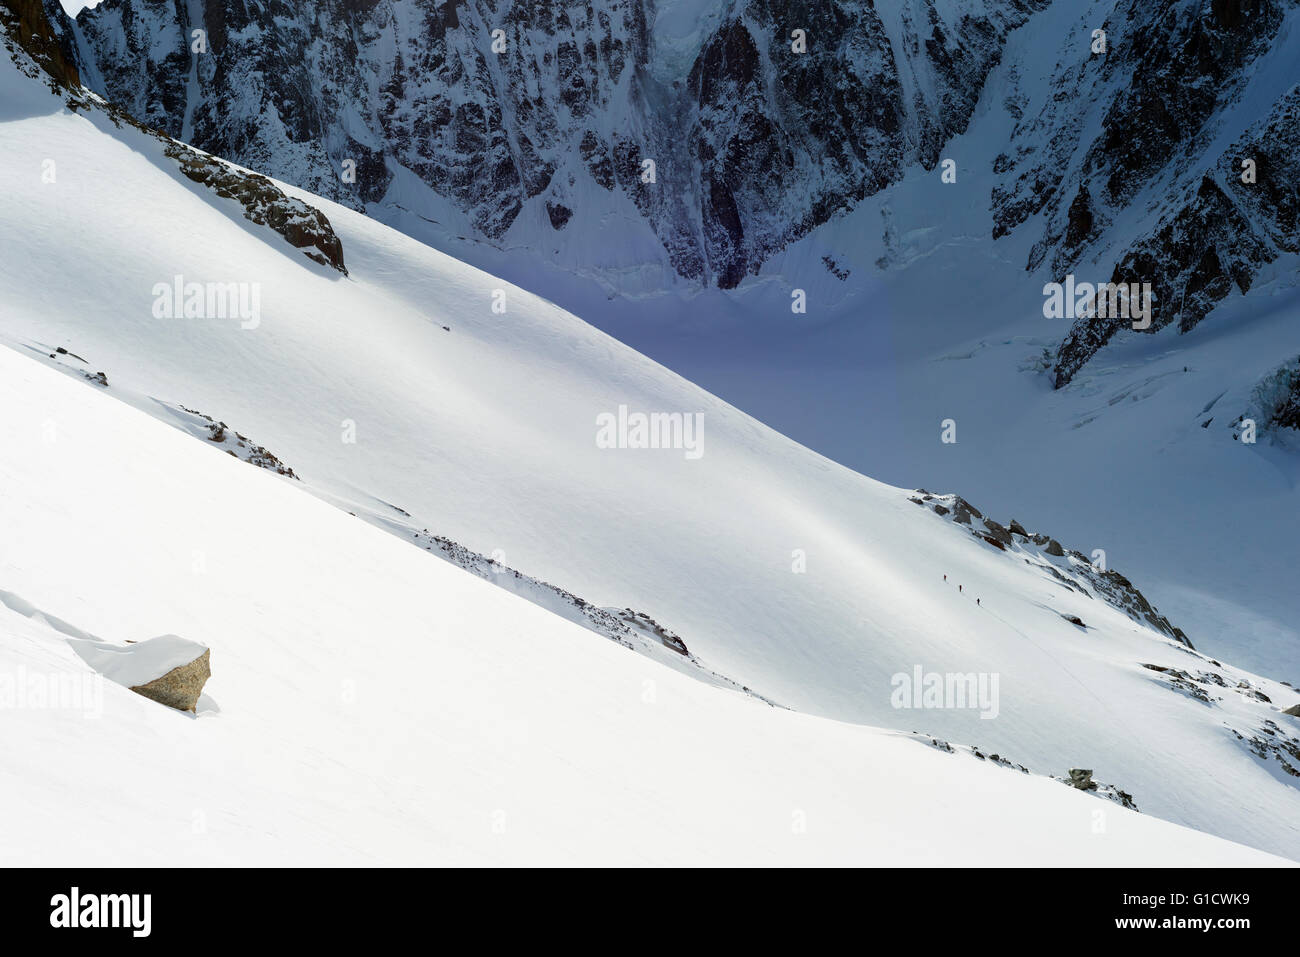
[43,0,1299,330]
[3,2,1300,864]
[992,0,1300,387]
[42,0,1052,291]
[621,0,1300,693]
[38,1,1300,696]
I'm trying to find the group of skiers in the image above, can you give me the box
[943,574,979,606]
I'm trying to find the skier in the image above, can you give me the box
[943,574,947,582]
[958,584,962,593]
[976,598,980,607]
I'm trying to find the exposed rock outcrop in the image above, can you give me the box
[131,648,211,713]
[0,0,78,89]
[1230,719,1300,778]
[1065,767,1097,790]
[909,490,1194,647]
[2,0,348,274]
[162,143,347,273]
[913,735,1138,810]
[67,634,213,714]
[177,405,300,478]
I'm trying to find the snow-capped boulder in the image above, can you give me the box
[129,647,211,713]
[69,635,211,713]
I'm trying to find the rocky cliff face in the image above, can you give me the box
[987,0,1299,386]
[1,0,78,89]
[46,0,1046,288]
[37,0,1298,378]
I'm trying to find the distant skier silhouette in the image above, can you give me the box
[976,598,980,607]
[958,585,962,593]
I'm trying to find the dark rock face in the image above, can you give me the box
[45,0,1048,289]
[77,0,189,133]
[164,142,347,273]
[1,0,80,88]
[32,0,1288,366]
[545,200,572,230]
[1268,373,1300,432]
[1052,150,1287,388]
[1066,768,1097,790]
[988,0,1299,385]
[1061,185,1094,253]
[2,0,347,273]
[996,0,1290,244]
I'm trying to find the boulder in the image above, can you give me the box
[1284,703,1300,717]
[68,634,211,713]
[1066,768,1098,791]
[981,518,1013,546]
[950,497,982,525]
[130,649,211,713]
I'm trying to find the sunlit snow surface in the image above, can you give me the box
[0,348,1290,866]
[1,31,1298,864]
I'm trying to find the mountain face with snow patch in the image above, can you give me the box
[44,0,1048,289]
[44,0,1299,380]
[987,0,1300,385]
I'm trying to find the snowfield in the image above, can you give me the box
[1,24,1298,865]
[0,348,1289,866]
[533,0,1300,693]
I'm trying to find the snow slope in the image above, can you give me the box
[543,0,1300,688]
[2,34,1300,861]
[0,343,1290,867]
[40,0,1300,696]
